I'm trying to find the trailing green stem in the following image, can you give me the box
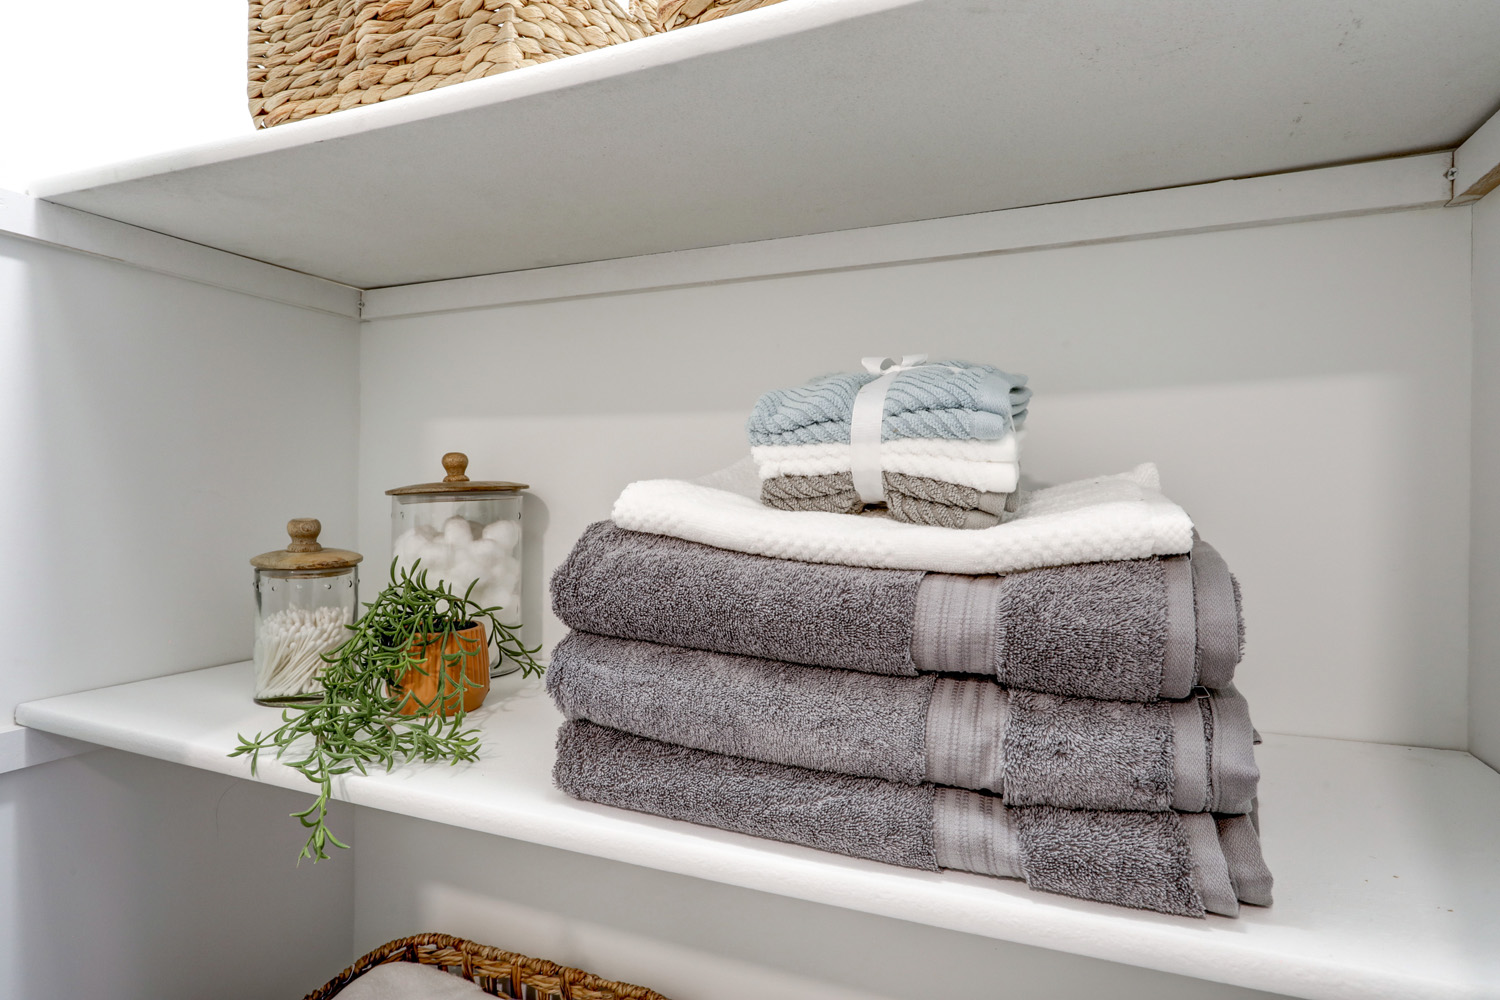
[231,559,543,862]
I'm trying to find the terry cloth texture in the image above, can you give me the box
[554,721,1269,917]
[758,452,1020,495]
[747,361,1031,445]
[752,435,1022,477]
[551,521,1243,701]
[553,521,921,675]
[547,631,1259,813]
[761,470,1009,529]
[612,464,1195,575]
[335,962,488,1000]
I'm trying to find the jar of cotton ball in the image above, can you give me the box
[387,452,527,677]
[250,519,361,706]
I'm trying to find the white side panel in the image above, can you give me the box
[360,207,1472,749]
[0,752,353,999]
[352,808,1288,1000]
[1472,191,1500,771]
[0,234,360,717]
[0,724,93,775]
[0,236,361,994]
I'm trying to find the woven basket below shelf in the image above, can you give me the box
[250,0,660,129]
[654,0,785,30]
[304,932,669,999]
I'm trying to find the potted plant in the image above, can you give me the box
[231,560,543,862]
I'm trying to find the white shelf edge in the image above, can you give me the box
[14,662,1500,1000]
[0,723,98,775]
[24,0,916,201]
[0,188,361,318]
[361,152,1455,319]
[1453,104,1500,205]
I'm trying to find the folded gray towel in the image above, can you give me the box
[549,631,1260,813]
[761,470,1008,529]
[551,522,1243,701]
[554,720,1272,918]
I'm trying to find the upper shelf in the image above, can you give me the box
[16,662,1500,1000]
[29,0,1500,289]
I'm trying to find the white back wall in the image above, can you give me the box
[359,205,1473,750]
[1471,189,1500,771]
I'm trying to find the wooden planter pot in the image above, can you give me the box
[391,623,490,717]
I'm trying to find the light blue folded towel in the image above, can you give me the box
[747,360,1031,445]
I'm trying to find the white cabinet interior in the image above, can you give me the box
[4,4,1500,997]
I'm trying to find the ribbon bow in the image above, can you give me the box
[861,354,931,375]
[849,355,1012,507]
[849,354,950,505]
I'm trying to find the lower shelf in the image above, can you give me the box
[15,662,1499,1000]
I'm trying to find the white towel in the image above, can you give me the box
[335,961,487,999]
[612,464,1195,574]
[754,436,1022,467]
[753,436,1022,493]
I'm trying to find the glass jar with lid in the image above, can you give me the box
[388,452,527,676]
[250,518,361,706]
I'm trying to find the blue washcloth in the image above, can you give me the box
[747,361,1031,445]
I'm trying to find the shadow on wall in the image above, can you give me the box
[349,807,1289,1000]
[0,750,353,999]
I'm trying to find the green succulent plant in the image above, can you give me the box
[231,559,543,862]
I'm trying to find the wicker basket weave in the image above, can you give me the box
[653,0,784,30]
[249,0,660,128]
[304,932,670,999]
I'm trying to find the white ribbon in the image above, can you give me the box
[850,354,931,505]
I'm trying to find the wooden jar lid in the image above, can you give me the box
[385,452,529,496]
[251,518,363,571]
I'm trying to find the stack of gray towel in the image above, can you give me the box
[548,522,1273,918]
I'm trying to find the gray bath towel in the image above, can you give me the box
[551,522,1243,701]
[548,631,1259,813]
[761,470,1008,529]
[554,720,1272,918]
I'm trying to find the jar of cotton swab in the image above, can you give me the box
[250,518,362,706]
[387,452,527,677]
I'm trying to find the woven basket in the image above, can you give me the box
[304,932,669,999]
[249,0,660,128]
[653,0,784,30]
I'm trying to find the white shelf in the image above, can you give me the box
[29,0,1500,289]
[15,662,1500,1000]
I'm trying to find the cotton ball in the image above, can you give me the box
[496,572,522,599]
[393,529,423,565]
[469,538,503,570]
[443,515,477,546]
[416,540,455,576]
[496,590,522,627]
[482,519,521,552]
[447,556,484,598]
[469,578,504,612]
[414,523,440,542]
[489,560,520,591]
